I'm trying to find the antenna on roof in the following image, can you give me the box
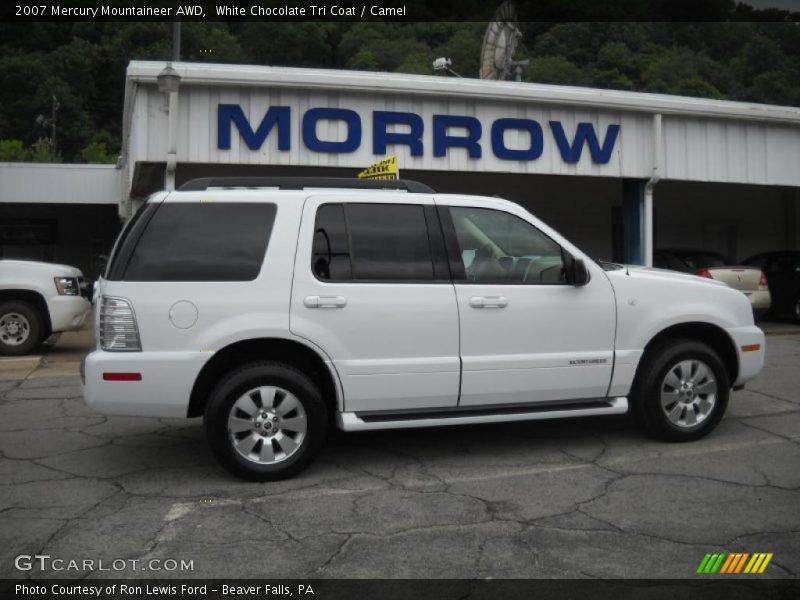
[479,2,529,82]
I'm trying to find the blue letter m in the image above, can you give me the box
[217,104,290,150]
[549,122,620,164]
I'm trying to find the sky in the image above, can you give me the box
[743,0,800,10]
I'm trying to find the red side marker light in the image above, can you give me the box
[103,372,142,381]
[695,268,713,279]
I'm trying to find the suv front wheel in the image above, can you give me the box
[0,300,44,356]
[204,362,329,481]
[632,339,730,442]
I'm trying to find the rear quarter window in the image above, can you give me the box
[122,202,276,281]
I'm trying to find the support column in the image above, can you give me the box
[623,179,645,265]
[785,188,799,250]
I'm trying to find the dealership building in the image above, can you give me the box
[2,60,800,276]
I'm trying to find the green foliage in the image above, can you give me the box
[0,139,29,161]
[81,141,116,164]
[0,138,62,162]
[29,139,62,163]
[239,23,337,68]
[525,56,587,86]
[0,19,798,163]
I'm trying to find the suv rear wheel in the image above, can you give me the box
[0,300,44,356]
[204,362,328,481]
[632,339,730,442]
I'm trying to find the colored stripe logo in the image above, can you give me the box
[696,552,773,574]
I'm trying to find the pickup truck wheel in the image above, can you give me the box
[204,362,328,481]
[0,301,44,356]
[632,340,729,442]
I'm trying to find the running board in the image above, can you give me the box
[337,397,628,432]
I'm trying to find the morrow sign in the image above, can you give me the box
[217,105,621,164]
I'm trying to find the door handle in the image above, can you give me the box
[304,295,347,309]
[469,296,508,308]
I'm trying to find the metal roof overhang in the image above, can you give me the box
[125,60,800,125]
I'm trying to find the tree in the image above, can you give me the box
[432,23,484,78]
[642,48,724,98]
[0,139,29,161]
[1,17,799,164]
[29,139,62,163]
[239,23,339,68]
[733,35,788,82]
[81,141,116,164]
[525,56,586,86]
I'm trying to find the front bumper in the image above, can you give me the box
[48,296,91,332]
[82,349,212,418]
[726,325,765,386]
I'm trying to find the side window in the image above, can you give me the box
[448,207,566,284]
[678,253,699,270]
[744,256,768,270]
[773,256,800,274]
[700,253,727,268]
[766,258,782,274]
[105,203,157,280]
[123,203,276,281]
[311,203,435,282]
[312,204,352,281]
[668,254,690,271]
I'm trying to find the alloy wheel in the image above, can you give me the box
[227,385,308,464]
[660,359,717,429]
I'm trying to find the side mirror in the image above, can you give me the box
[568,258,590,286]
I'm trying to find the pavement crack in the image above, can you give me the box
[311,534,352,574]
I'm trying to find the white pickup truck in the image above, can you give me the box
[83,178,765,481]
[0,260,91,355]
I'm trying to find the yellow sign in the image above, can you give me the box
[358,155,398,180]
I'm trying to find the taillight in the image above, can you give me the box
[759,271,768,289]
[99,296,142,351]
[695,268,713,279]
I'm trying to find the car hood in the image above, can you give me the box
[621,265,729,287]
[0,259,83,277]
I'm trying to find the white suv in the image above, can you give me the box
[83,178,765,480]
[0,260,91,355]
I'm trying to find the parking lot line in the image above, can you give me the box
[0,356,41,381]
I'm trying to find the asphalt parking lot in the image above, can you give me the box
[1,323,799,580]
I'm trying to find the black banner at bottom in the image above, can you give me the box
[2,579,799,600]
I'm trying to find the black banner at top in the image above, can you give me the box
[1,0,799,23]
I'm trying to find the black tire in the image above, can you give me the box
[0,300,45,356]
[631,339,730,442]
[204,361,329,481]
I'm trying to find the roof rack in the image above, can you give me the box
[178,177,435,193]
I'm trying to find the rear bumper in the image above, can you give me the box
[82,349,212,418]
[726,325,765,386]
[48,296,91,332]
[742,290,771,311]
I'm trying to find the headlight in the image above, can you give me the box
[54,277,80,296]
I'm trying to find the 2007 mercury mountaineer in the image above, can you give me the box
[82,178,765,480]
